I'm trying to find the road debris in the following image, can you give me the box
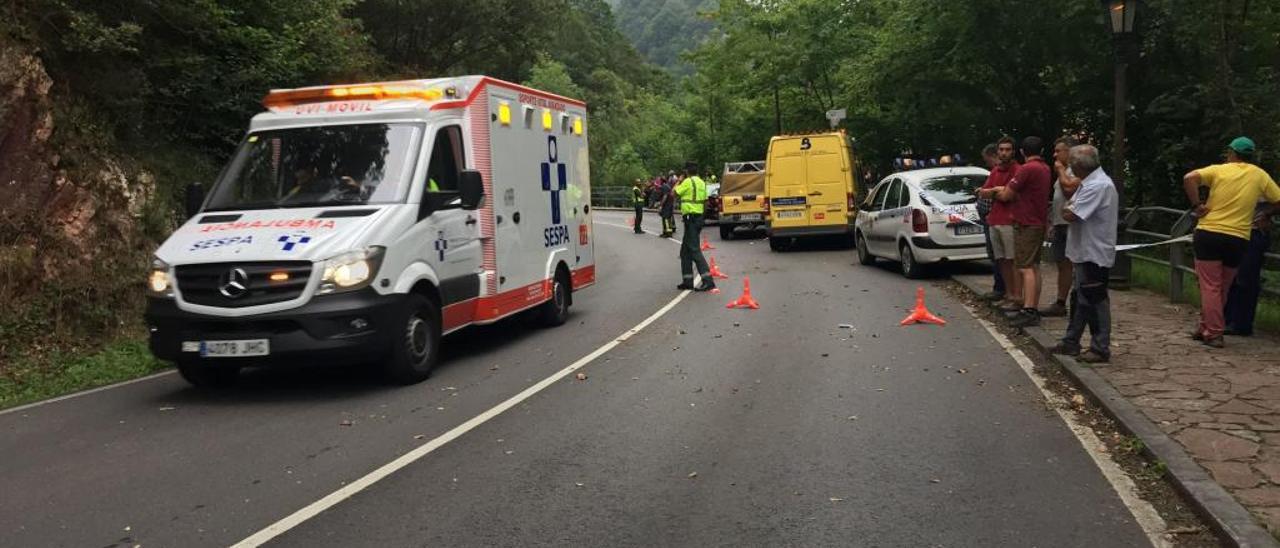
[339,420,353,427]
[575,372,588,381]
[688,472,698,478]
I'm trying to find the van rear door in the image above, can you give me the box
[767,138,807,230]
[803,135,850,230]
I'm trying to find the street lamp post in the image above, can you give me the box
[1104,0,1139,288]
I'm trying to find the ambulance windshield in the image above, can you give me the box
[205,123,422,211]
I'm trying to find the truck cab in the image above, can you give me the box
[145,77,595,387]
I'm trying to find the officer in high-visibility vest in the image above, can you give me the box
[674,162,715,291]
[632,179,645,234]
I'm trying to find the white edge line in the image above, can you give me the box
[967,305,1171,548]
[231,289,693,547]
[0,370,178,416]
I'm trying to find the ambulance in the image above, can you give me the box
[144,77,595,387]
[764,131,861,251]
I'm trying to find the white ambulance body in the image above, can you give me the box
[145,77,595,386]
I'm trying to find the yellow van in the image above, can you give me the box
[764,131,860,251]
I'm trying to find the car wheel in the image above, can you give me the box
[719,224,734,240]
[384,293,440,385]
[537,269,572,327]
[177,360,240,388]
[856,232,875,265]
[899,241,924,279]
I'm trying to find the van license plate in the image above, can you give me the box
[954,224,984,236]
[740,214,762,222]
[775,210,804,219]
[198,340,270,358]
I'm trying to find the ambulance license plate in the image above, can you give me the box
[775,210,804,219]
[954,224,984,236]
[196,340,270,358]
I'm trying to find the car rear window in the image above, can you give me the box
[918,175,985,206]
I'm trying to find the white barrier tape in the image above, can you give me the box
[1115,234,1191,252]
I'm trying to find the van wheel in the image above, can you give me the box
[719,224,734,240]
[899,241,924,279]
[177,360,240,388]
[769,236,789,252]
[385,293,439,385]
[538,269,571,327]
[856,233,875,265]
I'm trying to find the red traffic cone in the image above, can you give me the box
[701,236,715,251]
[726,276,760,310]
[708,257,729,279]
[900,287,946,326]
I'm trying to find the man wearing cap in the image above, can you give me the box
[674,163,715,292]
[1182,137,1280,348]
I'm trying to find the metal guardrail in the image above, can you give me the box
[591,187,634,208]
[1122,206,1278,302]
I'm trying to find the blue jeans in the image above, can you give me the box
[1061,262,1111,358]
[1225,228,1271,335]
[984,223,1006,294]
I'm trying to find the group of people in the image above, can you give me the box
[631,163,717,292]
[974,134,1279,362]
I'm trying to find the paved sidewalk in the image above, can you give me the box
[958,270,1280,535]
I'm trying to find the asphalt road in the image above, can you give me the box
[0,210,1152,547]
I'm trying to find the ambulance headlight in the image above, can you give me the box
[147,258,174,298]
[319,247,385,294]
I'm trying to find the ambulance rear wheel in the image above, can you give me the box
[719,224,734,240]
[538,270,571,327]
[176,360,240,389]
[385,294,439,385]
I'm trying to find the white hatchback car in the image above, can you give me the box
[854,167,990,278]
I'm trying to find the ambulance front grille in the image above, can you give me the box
[176,262,313,308]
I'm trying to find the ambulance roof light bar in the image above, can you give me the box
[263,80,453,109]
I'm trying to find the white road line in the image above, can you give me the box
[232,289,693,547]
[968,307,1171,548]
[595,219,674,241]
[0,370,177,416]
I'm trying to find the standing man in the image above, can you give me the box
[989,136,1052,328]
[674,162,715,292]
[977,143,1006,301]
[977,137,1021,310]
[1049,145,1118,363]
[658,175,676,238]
[1224,201,1275,336]
[1183,137,1280,348]
[632,179,645,234]
[1043,137,1080,317]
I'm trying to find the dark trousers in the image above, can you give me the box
[680,215,710,281]
[633,205,644,233]
[984,223,1006,294]
[1225,228,1271,335]
[1062,262,1111,358]
[661,214,676,236]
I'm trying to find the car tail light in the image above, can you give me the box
[912,209,928,233]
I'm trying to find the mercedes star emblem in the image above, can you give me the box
[219,267,250,299]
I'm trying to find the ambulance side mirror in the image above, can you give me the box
[184,182,205,218]
[459,170,485,211]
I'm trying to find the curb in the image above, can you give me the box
[953,276,1280,548]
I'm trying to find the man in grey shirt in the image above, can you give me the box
[1050,145,1118,363]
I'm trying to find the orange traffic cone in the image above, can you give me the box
[726,276,760,310]
[900,287,946,326]
[708,257,729,279]
[701,236,715,251]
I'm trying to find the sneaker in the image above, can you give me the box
[1202,336,1225,349]
[979,291,1005,302]
[997,301,1023,312]
[1048,343,1081,356]
[1077,350,1110,364]
[1040,301,1068,318]
[676,282,695,290]
[1189,330,1205,341]
[694,282,717,292]
[1008,309,1041,328]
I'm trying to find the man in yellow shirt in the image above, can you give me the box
[674,162,715,291]
[1182,137,1280,347]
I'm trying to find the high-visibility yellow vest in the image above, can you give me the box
[675,176,706,215]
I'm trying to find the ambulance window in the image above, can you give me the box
[426,126,465,192]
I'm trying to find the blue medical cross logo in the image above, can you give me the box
[277,234,311,251]
[433,231,448,261]
[540,136,567,225]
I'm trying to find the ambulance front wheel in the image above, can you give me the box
[385,293,440,385]
[538,269,571,327]
[176,360,240,388]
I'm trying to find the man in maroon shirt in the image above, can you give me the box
[978,137,1021,310]
[986,136,1053,327]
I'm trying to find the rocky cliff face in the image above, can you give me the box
[0,42,161,360]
